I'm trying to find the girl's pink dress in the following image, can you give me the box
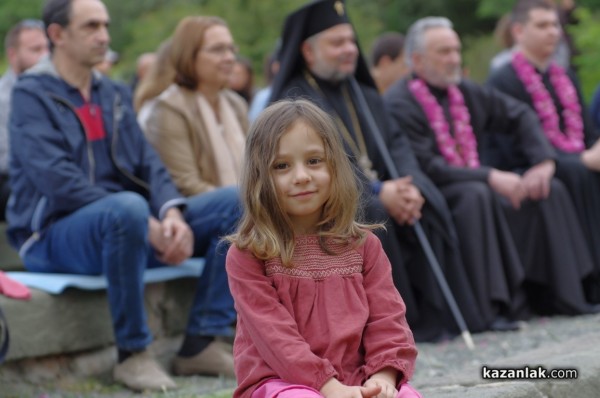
[226,232,419,398]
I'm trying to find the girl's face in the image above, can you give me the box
[271,121,331,234]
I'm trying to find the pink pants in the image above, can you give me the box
[251,379,423,398]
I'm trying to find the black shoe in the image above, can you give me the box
[489,316,521,332]
[583,303,600,314]
[429,329,456,343]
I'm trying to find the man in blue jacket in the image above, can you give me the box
[7,0,238,391]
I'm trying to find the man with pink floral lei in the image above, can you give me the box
[487,0,600,303]
[384,16,600,319]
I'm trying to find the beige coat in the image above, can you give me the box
[143,84,249,196]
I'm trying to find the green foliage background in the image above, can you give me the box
[568,6,600,100]
[0,0,599,98]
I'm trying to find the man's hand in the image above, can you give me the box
[320,378,381,398]
[148,208,194,265]
[581,140,600,172]
[379,176,424,225]
[488,169,527,209]
[522,160,555,201]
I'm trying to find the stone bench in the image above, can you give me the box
[0,223,23,272]
[1,277,198,362]
[0,223,202,363]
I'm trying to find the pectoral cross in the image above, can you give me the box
[334,0,345,16]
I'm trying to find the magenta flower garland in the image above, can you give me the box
[511,51,584,153]
[408,78,480,168]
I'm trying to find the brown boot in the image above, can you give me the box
[113,351,177,391]
[172,340,235,377]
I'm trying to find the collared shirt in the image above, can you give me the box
[0,69,17,174]
[55,74,121,193]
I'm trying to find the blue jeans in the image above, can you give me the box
[23,186,240,352]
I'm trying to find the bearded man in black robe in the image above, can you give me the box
[268,0,517,341]
[487,0,600,302]
[384,16,597,319]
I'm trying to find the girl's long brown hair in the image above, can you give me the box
[227,99,380,266]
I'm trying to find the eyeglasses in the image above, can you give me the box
[201,44,239,57]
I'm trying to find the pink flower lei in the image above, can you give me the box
[511,51,584,153]
[408,78,480,168]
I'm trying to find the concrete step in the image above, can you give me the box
[2,314,598,397]
[0,223,23,272]
[413,314,600,397]
[1,278,197,361]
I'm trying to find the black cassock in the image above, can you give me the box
[488,63,600,303]
[271,73,490,341]
[384,77,594,318]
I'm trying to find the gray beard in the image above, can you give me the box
[426,73,462,89]
[310,65,353,83]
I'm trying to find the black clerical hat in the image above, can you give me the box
[270,0,375,102]
[302,0,350,39]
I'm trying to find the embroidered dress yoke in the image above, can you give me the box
[226,232,417,398]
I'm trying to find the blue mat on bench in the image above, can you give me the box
[5,258,205,295]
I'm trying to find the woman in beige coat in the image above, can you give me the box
[142,16,248,196]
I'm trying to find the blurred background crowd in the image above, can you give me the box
[2,0,599,101]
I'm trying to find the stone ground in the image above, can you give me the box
[1,313,599,398]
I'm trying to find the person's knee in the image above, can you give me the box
[462,181,493,202]
[101,192,150,231]
[548,178,569,198]
[188,186,242,232]
[220,187,242,228]
[276,388,322,398]
[215,185,241,213]
[252,380,322,398]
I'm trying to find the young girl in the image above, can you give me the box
[226,99,422,398]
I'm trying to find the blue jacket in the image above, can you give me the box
[6,58,185,254]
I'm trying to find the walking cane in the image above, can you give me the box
[349,77,475,350]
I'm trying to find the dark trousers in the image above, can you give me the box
[0,173,9,222]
